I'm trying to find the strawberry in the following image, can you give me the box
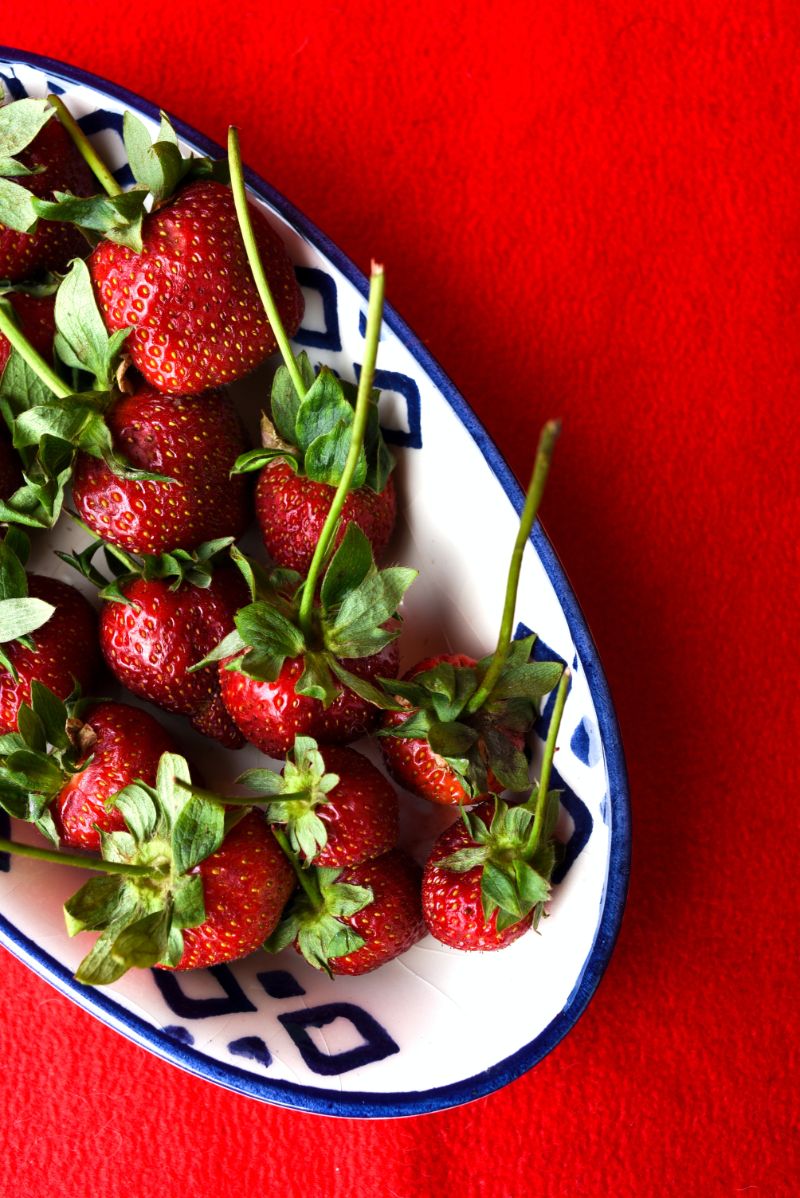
[268,848,424,975]
[0,99,95,281]
[61,754,295,984]
[0,258,249,549]
[0,289,56,375]
[53,701,177,849]
[0,531,99,734]
[28,107,303,395]
[61,537,249,747]
[379,422,565,805]
[239,736,399,867]
[422,669,570,951]
[0,429,21,500]
[0,681,176,850]
[71,382,250,555]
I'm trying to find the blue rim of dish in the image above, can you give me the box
[0,46,631,1119]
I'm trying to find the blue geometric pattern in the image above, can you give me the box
[278,1002,400,1076]
[152,963,257,1019]
[162,1024,195,1046]
[550,766,594,885]
[228,1036,272,1068]
[355,364,422,449]
[256,969,306,999]
[293,266,342,351]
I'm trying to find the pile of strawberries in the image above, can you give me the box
[0,95,568,986]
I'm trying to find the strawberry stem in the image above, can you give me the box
[227,126,307,400]
[47,95,122,198]
[297,262,385,637]
[465,419,561,715]
[0,837,153,876]
[0,302,71,400]
[271,825,322,908]
[526,666,569,854]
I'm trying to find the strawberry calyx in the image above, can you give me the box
[233,349,394,493]
[64,751,235,985]
[265,860,372,976]
[23,108,228,253]
[0,98,59,232]
[0,679,96,842]
[58,527,237,602]
[0,529,56,677]
[237,734,342,863]
[433,666,570,933]
[195,522,414,710]
[379,637,563,798]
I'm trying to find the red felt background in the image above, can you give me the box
[0,3,797,1195]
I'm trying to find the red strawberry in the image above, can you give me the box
[71,383,250,555]
[269,847,424,975]
[241,737,399,867]
[0,430,22,501]
[89,180,304,396]
[63,755,296,984]
[219,637,401,757]
[99,566,249,747]
[255,458,397,575]
[53,702,177,850]
[380,653,488,806]
[422,800,533,951]
[0,290,57,374]
[0,574,99,734]
[173,809,295,971]
[0,114,95,282]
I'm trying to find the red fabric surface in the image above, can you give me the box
[1,3,797,1195]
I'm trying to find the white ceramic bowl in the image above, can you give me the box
[0,47,630,1117]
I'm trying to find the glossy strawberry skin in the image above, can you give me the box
[53,702,177,850]
[296,745,399,868]
[170,810,295,971]
[99,568,248,747]
[255,459,397,574]
[315,849,425,976]
[89,180,304,396]
[422,799,533,951]
[380,653,490,806]
[0,575,100,734]
[71,383,249,555]
[0,117,95,281]
[219,638,401,757]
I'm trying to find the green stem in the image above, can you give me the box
[66,511,139,575]
[465,420,561,714]
[297,262,385,637]
[0,838,152,876]
[227,126,306,399]
[0,302,71,400]
[526,667,570,854]
[271,826,323,909]
[47,95,122,198]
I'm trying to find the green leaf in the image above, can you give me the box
[15,700,45,753]
[427,720,478,758]
[437,846,489,872]
[236,767,284,794]
[29,680,69,750]
[109,908,171,971]
[294,369,355,453]
[64,874,129,935]
[0,99,55,160]
[54,258,128,389]
[235,601,305,659]
[171,872,206,930]
[362,392,395,493]
[270,354,314,445]
[171,792,225,876]
[0,596,54,645]
[0,537,29,601]
[123,111,189,203]
[31,190,147,253]
[320,522,375,614]
[155,752,193,829]
[0,176,38,232]
[110,782,159,842]
[481,859,524,920]
[295,652,338,706]
[325,566,416,657]
[188,627,247,672]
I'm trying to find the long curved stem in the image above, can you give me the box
[47,95,122,198]
[271,826,323,908]
[227,126,306,399]
[465,419,560,714]
[0,302,71,400]
[0,838,152,876]
[527,667,570,854]
[297,263,385,637]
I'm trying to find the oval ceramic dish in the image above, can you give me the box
[0,48,630,1117]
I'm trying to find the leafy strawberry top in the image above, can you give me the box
[0,528,56,675]
[58,529,237,601]
[435,666,571,931]
[63,752,235,985]
[1,102,226,252]
[237,735,342,862]
[0,257,168,527]
[265,862,373,975]
[0,678,92,842]
[380,638,563,796]
[197,524,415,708]
[233,350,394,493]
